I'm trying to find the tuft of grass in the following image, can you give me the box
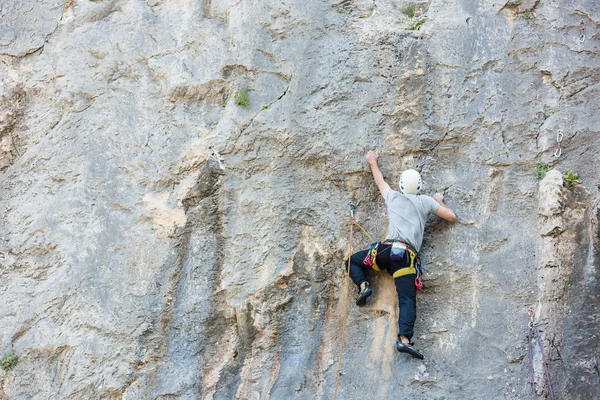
[262,105,269,110]
[408,15,427,30]
[234,89,249,109]
[535,162,549,180]
[564,171,580,186]
[1,351,18,372]
[401,4,416,18]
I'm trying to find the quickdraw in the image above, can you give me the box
[579,20,586,43]
[347,202,357,224]
[554,131,563,158]
[527,308,556,400]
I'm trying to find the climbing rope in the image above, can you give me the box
[554,131,563,158]
[333,208,354,400]
[579,20,586,43]
[353,220,376,242]
[527,308,556,400]
[333,204,375,400]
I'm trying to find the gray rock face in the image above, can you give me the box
[0,0,64,57]
[1,0,599,399]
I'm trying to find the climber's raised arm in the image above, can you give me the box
[366,150,390,198]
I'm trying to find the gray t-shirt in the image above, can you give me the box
[384,190,440,252]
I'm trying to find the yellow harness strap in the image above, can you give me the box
[392,248,417,278]
[370,246,381,272]
[392,266,417,278]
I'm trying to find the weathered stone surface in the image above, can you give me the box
[0,0,599,399]
[0,1,65,57]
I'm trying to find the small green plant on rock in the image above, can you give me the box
[535,162,549,180]
[564,171,580,186]
[401,4,416,18]
[523,10,532,20]
[408,15,427,30]
[234,89,249,109]
[1,351,18,371]
[262,105,269,110]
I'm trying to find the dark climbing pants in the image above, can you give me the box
[346,243,418,341]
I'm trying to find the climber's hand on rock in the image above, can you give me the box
[366,150,379,165]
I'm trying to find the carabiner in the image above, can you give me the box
[556,132,563,143]
[554,146,562,158]
[414,277,423,291]
[347,202,356,224]
[347,202,356,215]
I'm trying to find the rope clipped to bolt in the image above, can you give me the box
[333,204,375,400]
[527,308,556,400]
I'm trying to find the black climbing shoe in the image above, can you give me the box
[396,339,424,360]
[355,283,372,306]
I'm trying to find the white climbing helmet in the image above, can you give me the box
[399,169,422,194]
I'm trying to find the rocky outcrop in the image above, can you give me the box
[536,170,600,399]
[1,0,599,399]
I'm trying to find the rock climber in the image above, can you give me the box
[346,150,456,359]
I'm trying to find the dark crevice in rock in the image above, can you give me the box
[0,44,45,58]
[210,302,257,398]
[128,156,225,397]
[0,85,26,172]
[199,179,232,397]
[226,81,291,153]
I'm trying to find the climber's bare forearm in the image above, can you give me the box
[433,196,457,222]
[368,160,390,198]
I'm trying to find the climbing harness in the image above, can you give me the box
[579,20,586,43]
[554,131,563,158]
[527,308,556,400]
[361,240,423,284]
[382,240,423,286]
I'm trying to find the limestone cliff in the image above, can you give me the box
[1,0,599,399]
